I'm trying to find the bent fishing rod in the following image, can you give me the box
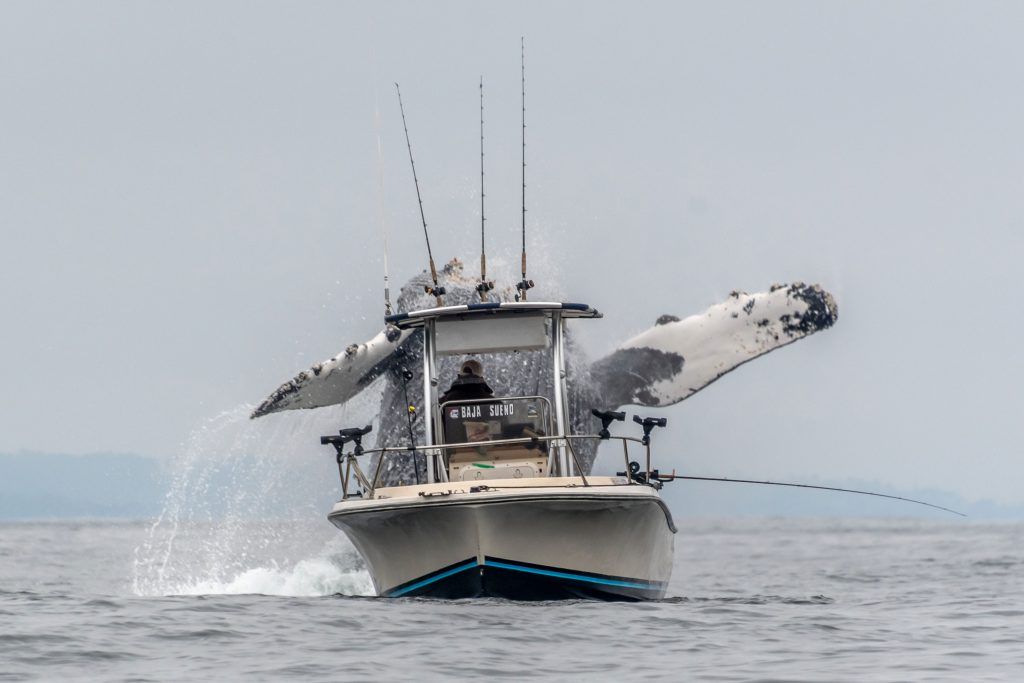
[665,474,966,517]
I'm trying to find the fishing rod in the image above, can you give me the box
[374,93,392,316]
[369,22,393,317]
[476,76,493,302]
[516,37,534,302]
[669,475,966,517]
[395,82,445,306]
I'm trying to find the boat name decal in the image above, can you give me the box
[451,403,516,419]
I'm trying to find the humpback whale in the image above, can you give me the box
[252,259,838,485]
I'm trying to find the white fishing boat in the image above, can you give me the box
[319,301,677,600]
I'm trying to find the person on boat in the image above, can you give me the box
[440,359,494,404]
[440,360,497,444]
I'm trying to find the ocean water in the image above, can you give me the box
[1,517,1021,681]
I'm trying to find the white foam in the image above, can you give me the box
[172,556,374,597]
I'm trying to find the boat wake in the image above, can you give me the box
[132,394,381,598]
[164,542,374,597]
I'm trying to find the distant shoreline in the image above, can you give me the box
[3,452,1022,520]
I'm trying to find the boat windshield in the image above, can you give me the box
[441,396,551,443]
[440,396,553,481]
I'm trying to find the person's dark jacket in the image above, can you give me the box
[439,374,494,404]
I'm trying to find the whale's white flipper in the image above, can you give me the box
[251,326,411,418]
[590,283,838,409]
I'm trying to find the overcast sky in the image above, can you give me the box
[2,1,1022,504]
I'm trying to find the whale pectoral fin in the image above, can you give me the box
[250,325,412,418]
[591,283,838,408]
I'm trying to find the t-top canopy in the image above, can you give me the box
[384,301,601,330]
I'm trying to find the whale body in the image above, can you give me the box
[252,260,838,484]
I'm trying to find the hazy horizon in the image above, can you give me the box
[4,451,1022,520]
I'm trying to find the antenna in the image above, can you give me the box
[516,38,535,302]
[395,82,445,306]
[476,76,494,302]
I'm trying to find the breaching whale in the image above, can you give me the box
[251,259,838,485]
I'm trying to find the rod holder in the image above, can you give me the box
[320,424,373,457]
[633,415,667,446]
[591,408,625,439]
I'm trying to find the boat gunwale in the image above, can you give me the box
[327,485,678,533]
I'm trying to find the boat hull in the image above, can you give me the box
[328,483,675,601]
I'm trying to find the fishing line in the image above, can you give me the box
[675,475,966,517]
[399,367,422,485]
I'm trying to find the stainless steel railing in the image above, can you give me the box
[331,433,657,500]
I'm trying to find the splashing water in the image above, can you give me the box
[133,391,382,597]
[166,538,374,597]
[132,252,569,598]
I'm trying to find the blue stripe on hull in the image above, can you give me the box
[385,560,478,597]
[382,557,665,601]
[481,559,655,590]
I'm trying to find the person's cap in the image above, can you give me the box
[459,359,483,377]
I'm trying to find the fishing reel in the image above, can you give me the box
[320,424,373,459]
[617,461,676,488]
[591,408,626,439]
[397,367,419,423]
[514,279,534,301]
[633,415,667,446]
[476,279,495,295]
[424,284,446,298]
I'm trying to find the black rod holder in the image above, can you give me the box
[320,424,373,456]
[632,415,667,446]
[591,408,625,439]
